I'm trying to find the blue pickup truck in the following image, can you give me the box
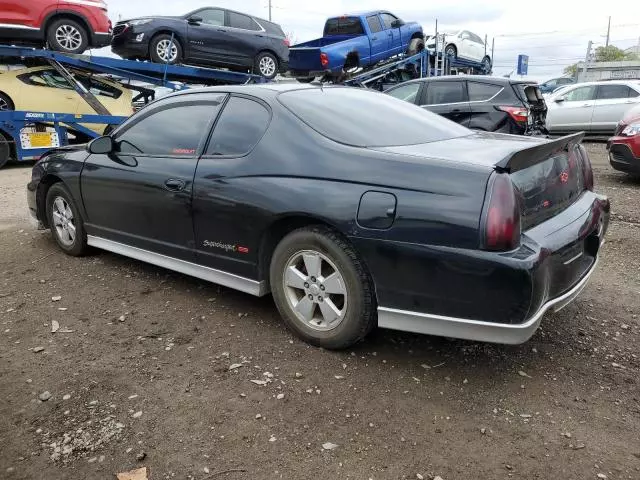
[289,11,424,81]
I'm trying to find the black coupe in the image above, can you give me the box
[27,85,609,349]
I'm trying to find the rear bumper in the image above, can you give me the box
[364,191,609,344]
[608,141,640,174]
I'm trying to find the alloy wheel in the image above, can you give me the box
[52,196,76,247]
[55,25,82,51]
[259,56,277,77]
[156,40,178,63]
[282,249,347,331]
[0,97,10,111]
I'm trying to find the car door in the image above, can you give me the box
[590,84,640,134]
[0,0,48,25]
[457,31,476,60]
[420,80,471,126]
[186,8,229,62]
[547,85,597,132]
[466,81,504,130]
[365,14,387,62]
[379,13,402,56]
[221,10,264,66]
[80,93,226,261]
[469,32,485,61]
[192,94,272,283]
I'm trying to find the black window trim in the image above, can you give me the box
[419,80,469,107]
[224,10,264,32]
[200,93,273,160]
[191,8,227,28]
[112,93,229,159]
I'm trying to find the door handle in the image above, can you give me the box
[217,29,227,32]
[164,178,186,192]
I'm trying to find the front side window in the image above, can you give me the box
[116,98,224,156]
[366,15,382,34]
[206,97,270,157]
[425,81,466,105]
[197,9,225,26]
[386,83,421,104]
[380,13,398,30]
[597,85,632,100]
[227,11,260,31]
[564,86,596,102]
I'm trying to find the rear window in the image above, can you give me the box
[278,87,470,148]
[324,17,364,36]
[511,148,585,229]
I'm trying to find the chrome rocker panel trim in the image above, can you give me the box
[87,235,268,297]
[378,257,599,344]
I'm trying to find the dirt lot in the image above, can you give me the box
[1,144,639,480]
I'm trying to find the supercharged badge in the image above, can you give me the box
[203,240,249,254]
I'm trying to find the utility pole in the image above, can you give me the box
[268,0,272,21]
[605,16,611,47]
[582,40,592,82]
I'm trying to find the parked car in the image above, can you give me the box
[425,30,491,72]
[289,11,423,82]
[538,76,575,94]
[0,0,111,54]
[27,85,608,349]
[608,104,640,175]
[111,7,289,80]
[546,80,640,135]
[0,66,134,134]
[385,76,548,135]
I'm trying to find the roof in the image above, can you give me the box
[160,82,317,100]
[386,75,534,89]
[328,10,391,18]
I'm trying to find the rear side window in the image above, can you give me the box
[366,15,383,33]
[564,86,596,102]
[467,82,501,101]
[228,11,260,31]
[597,84,632,100]
[76,76,123,99]
[278,87,470,148]
[261,20,285,37]
[207,97,270,156]
[425,81,466,104]
[116,99,224,156]
[386,83,421,103]
[324,17,364,35]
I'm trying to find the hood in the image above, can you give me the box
[117,15,179,24]
[622,104,640,125]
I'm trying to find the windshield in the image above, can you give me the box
[278,87,470,148]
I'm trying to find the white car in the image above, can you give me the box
[546,80,640,135]
[426,30,491,71]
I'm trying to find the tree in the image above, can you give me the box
[563,63,578,77]
[594,45,626,62]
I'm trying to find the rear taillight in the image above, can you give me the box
[482,173,521,251]
[283,38,290,47]
[578,145,594,191]
[498,106,529,124]
[320,53,329,68]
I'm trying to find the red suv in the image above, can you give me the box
[0,0,111,54]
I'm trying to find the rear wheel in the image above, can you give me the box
[45,183,88,257]
[150,34,183,64]
[481,56,492,73]
[407,37,425,56]
[254,52,278,79]
[445,44,457,58]
[47,18,88,54]
[270,226,376,350]
[0,131,12,169]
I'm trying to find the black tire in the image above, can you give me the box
[149,34,183,65]
[0,131,12,169]
[445,44,457,58]
[270,226,376,350]
[481,56,492,74]
[407,37,425,56]
[45,183,88,257]
[0,92,15,111]
[254,51,279,80]
[46,18,89,54]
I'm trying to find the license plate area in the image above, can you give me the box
[20,129,60,150]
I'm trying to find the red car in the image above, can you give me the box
[608,104,640,176]
[0,0,111,54]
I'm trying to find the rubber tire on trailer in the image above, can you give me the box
[149,34,183,65]
[407,37,425,55]
[269,226,376,350]
[254,51,279,80]
[0,131,12,169]
[47,18,89,54]
[445,44,457,58]
[45,183,89,257]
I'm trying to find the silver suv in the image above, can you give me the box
[545,80,640,135]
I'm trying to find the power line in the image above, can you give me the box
[495,23,640,38]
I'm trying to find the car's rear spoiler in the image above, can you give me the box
[496,132,585,173]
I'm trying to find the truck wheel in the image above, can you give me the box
[150,34,183,64]
[270,226,376,350]
[407,38,425,55]
[47,18,88,54]
[255,52,279,79]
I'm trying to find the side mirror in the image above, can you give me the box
[554,96,566,103]
[188,16,202,25]
[88,135,115,155]
[390,19,405,28]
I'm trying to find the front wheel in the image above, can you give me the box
[445,44,457,58]
[481,56,492,74]
[150,34,183,65]
[45,183,88,256]
[270,226,376,350]
[255,52,279,79]
[407,37,425,56]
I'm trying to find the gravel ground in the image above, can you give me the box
[1,145,639,480]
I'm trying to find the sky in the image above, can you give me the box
[98,0,640,82]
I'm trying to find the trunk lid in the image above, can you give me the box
[513,83,548,135]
